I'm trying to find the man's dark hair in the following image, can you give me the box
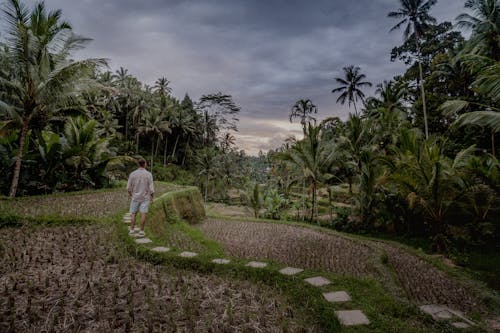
[138,158,146,167]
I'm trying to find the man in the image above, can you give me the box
[127,158,154,236]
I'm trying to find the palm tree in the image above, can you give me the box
[374,80,407,114]
[137,108,171,169]
[389,0,438,139]
[289,99,318,131]
[154,77,172,111]
[0,0,105,197]
[276,123,335,222]
[456,0,500,61]
[332,66,372,115]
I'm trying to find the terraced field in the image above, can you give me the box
[197,218,487,314]
[0,224,318,332]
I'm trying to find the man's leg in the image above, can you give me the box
[129,200,139,232]
[140,212,147,231]
[130,212,137,231]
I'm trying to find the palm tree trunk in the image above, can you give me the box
[151,136,155,170]
[310,181,317,224]
[182,138,190,166]
[492,130,496,157]
[171,135,180,162]
[163,138,169,165]
[353,102,358,116]
[155,135,161,159]
[9,117,29,197]
[415,33,429,139]
[205,173,209,202]
[136,133,139,153]
[302,179,305,221]
[328,186,333,226]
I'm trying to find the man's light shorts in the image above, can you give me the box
[130,200,150,213]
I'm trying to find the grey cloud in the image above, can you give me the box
[16,0,467,154]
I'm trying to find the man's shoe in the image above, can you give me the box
[138,230,145,237]
[129,229,136,235]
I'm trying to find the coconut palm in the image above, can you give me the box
[456,0,500,61]
[137,108,171,169]
[0,0,105,197]
[389,0,438,139]
[332,66,372,115]
[289,99,318,131]
[276,123,336,222]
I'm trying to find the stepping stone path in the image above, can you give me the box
[323,291,351,303]
[420,304,475,328]
[452,322,471,329]
[179,251,198,258]
[212,258,231,264]
[335,310,370,326]
[304,276,331,287]
[151,246,170,253]
[279,267,303,276]
[135,238,152,244]
[123,209,373,327]
[246,261,267,268]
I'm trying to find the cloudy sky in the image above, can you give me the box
[19,0,467,154]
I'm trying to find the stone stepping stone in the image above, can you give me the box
[304,276,331,287]
[323,291,351,303]
[246,261,267,268]
[279,267,303,276]
[151,246,170,253]
[451,322,470,329]
[135,238,152,244]
[212,258,231,264]
[335,310,370,326]
[419,304,454,321]
[179,251,198,258]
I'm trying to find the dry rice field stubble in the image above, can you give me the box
[198,219,378,278]
[0,183,174,219]
[378,243,486,314]
[0,225,319,332]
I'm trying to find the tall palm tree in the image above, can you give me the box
[154,77,172,111]
[332,66,372,115]
[289,99,317,131]
[456,0,500,61]
[389,0,437,139]
[0,0,105,197]
[137,108,171,169]
[276,123,335,222]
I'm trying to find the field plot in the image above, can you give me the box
[0,224,318,332]
[198,218,378,278]
[199,218,486,314]
[379,244,485,313]
[0,182,174,219]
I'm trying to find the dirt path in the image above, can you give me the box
[198,218,485,314]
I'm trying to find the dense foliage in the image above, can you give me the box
[0,0,264,198]
[265,0,499,253]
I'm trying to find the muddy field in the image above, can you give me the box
[198,218,378,278]
[198,218,485,314]
[0,183,174,219]
[0,224,317,332]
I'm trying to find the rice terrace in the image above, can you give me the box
[0,0,499,332]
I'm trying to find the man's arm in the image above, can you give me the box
[149,173,155,200]
[127,175,133,198]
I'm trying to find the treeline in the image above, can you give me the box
[0,0,265,197]
[264,0,499,252]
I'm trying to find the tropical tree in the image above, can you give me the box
[0,0,105,197]
[137,108,171,169]
[276,123,335,222]
[332,65,372,115]
[198,93,240,145]
[62,116,118,188]
[289,99,318,131]
[389,0,438,139]
[154,77,172,111]
[456,0,500,61]
[387,129,476,251]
